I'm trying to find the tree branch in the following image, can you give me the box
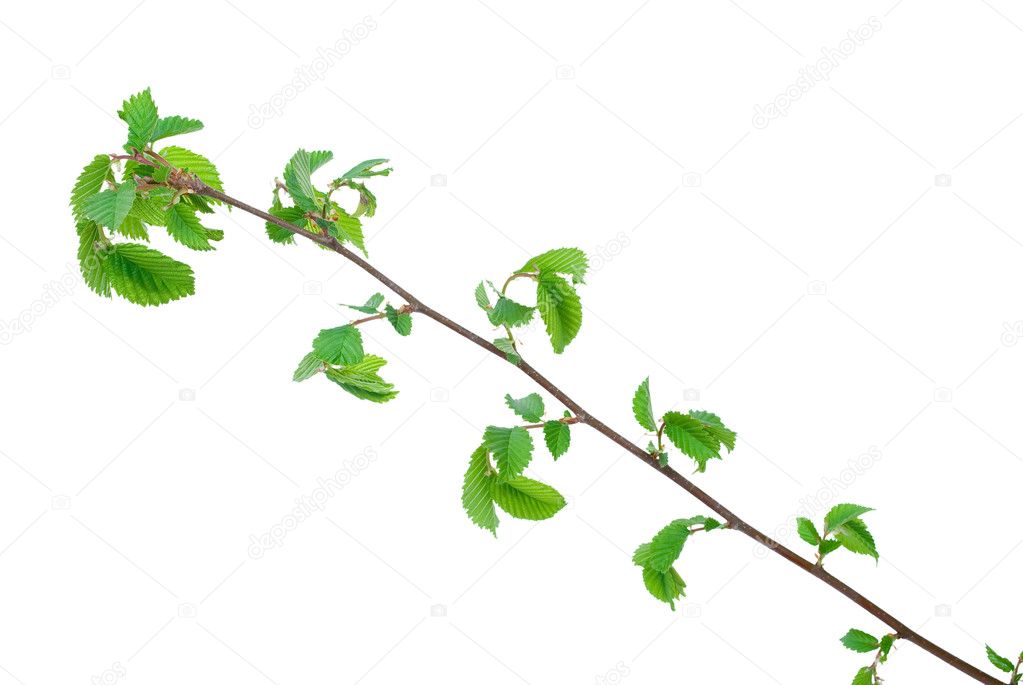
[190,181,1003,685]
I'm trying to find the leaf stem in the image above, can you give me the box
[184,178,1004,685]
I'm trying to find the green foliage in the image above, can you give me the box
[504,393,545,422]
[325,355,398,402]
[385,304,412,336]
[151,115,204,142]
[118,88,158,152]
[488,296,535,328]
[292,351,322,382]
[334,158,392,182]
[632,377,656,432]
[491,475,566,520]
[851,667,874,685]
[166,203,222,251]
[536,273,582,354]
[284,148,324,213]
[796,517,821,545]
[83,183,136,231]
[543,420,571,460]
[483,426,533,479]
[493,337,521,365]
[520,247,588,284]
[462,446,499,536]
[474,282,491,310]
[71,155,114,221]
[799,504,879,565]
[661,410,735,472]
[345,293,385,314]
[159,146,223,192]
[985,645,1015,673]
[101,244,195,306]
[313,325,365,365]
[633,516,722,610]
[841,629,880,653]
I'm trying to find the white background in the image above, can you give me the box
[1,1,1021,683]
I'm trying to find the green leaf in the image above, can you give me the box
[878,635,895,662]
[166,203,221,251]
[462,446,498,535]
[824,504,874,534]
[493,337,520,365]
[283,149,320,213]
[536,273,582,354]
[293,351,322,382]
[102,243,195,306]
[483,426,533,479]
[819,539,842,556]
[71,155,113,221]
[336,158,392,181]
[76,220,111,297]
[118,88,158,151]
[490,475,565,520]
[332,209,367,255]
[662,411,722,472]
[160,146,223,192]
[521,247,588,284]
[641,565,686,610]
[834,518,878,560]
[688,410,736,452]
[151,115,204,142]
[986,645,1015,673]
[796,517,821,546]
[851,667,874,685]
[504,393,545,423]
[313,325,364,365]
[632,377,656,432]
[385,304,412,336]
[488,296,534,328]
[83,183,136,231]
[474,282,491,310]
[841,629,880,653]
[632,519,691,572]
[345,293,385,314]
[267,195,303,244]
[348,181,378,218]
[543,421,571,460]
[325,355,397,402]
[116,215,149,240]
[130,192,171,226]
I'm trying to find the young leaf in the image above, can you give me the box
[102,243,195,306]
[71,155,114,221]
[851,667,874,685]
[819,539,843,556]
[267,193,304,244]
[796,517,821,546]
[159,146,223,192]
[283,149,321,213]
[118,88,158,151]
[83,183,136,231]
[384,304,413,336]
[641,565,686,610]
[312,325,364,365]
[345,293,385,314]
[878,634,895,662]
[332,209,367,255]
[493,337,520,365]
[462,446,499,535]
[504,393,545,423]
[662,411,722,472]
[117,216,149,240]
[688,410,736,452]
[490,475,566,520]
[325,355,398,402]
[632,377,657,432]
[536,273,582,353]
[166,203,221,251]
[632,519,691,572]
[986,645,1015,673]
[483,426,533,479]
[834,518,879,560]
[474,282,491,310]
[824,504,874,534]
[76,220,111,297]
[840,629,880,653]
[521,247,588,284]
[293,351,322,382]
[336,158,392,181]
[543,420,571,460]
[348,181,378,218]
[488,296,534,328]
[151,115,204,142]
